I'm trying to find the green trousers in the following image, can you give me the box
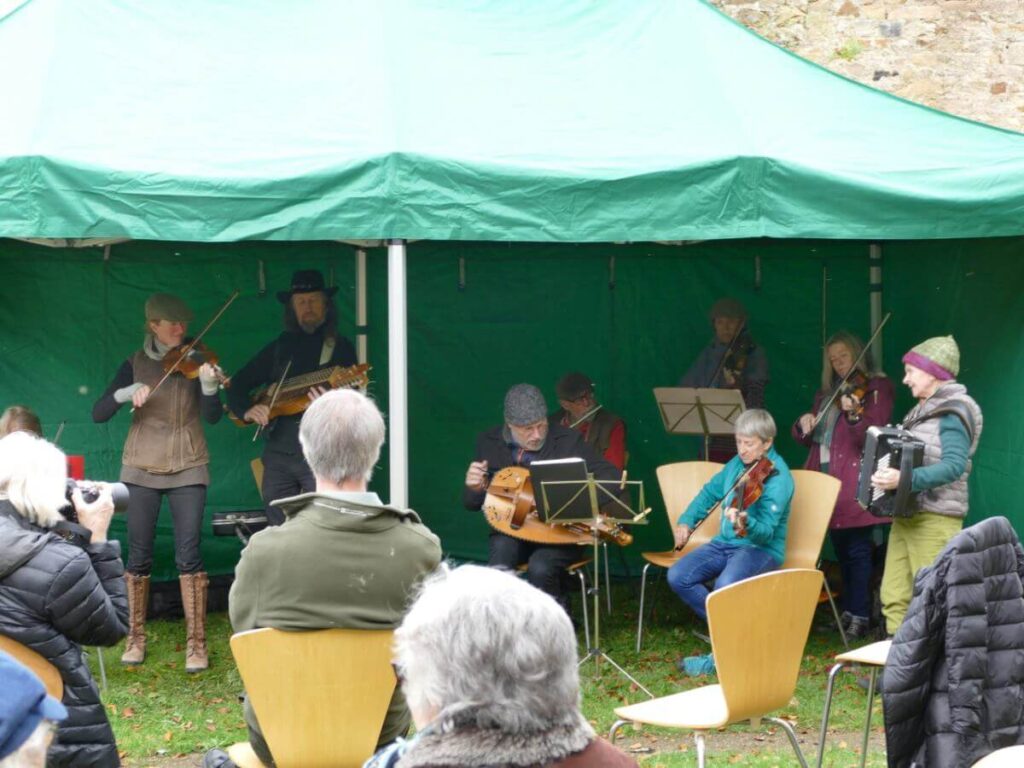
[881,512,963,635]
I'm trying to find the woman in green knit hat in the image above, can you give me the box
[871,335,983,636]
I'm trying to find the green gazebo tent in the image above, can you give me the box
[1,0,1021,577]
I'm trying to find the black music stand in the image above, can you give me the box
[653,386,745,458]
[532,459,652,697]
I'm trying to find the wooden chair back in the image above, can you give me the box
[656,462,723,556]
[0,634,63,700]
[230,627,396,768]
[781,470,840,569]
[708,568,822,724]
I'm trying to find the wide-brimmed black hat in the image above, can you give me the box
[276,270,339,303]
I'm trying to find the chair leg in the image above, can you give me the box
[822,571,849,649]
[636,562,652,653]
[96,646,107,690]
[608,719,627,743]
[694,731,706,768]
[860,668,878,768]
[816,662,848,768]
[577,569,590,650]
[767,716,809,768]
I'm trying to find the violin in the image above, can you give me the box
[837,371,870,419]
[731,456,775,538]
[162,340,230,386]
[483,466,632,547]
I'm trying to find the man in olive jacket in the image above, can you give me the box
[213,389,442,768]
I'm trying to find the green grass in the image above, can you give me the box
[87,582,887,765]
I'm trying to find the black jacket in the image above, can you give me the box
[0,502,129,768]
[883,516,1024,768]
[463,423,621,511]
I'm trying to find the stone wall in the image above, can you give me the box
[710,0,1024,132]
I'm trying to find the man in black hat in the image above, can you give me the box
[227,270,357,524]
[463,384,621,609]
[549,372,627,470]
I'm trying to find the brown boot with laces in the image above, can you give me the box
[180,571,209,673]
[121,573,150,665]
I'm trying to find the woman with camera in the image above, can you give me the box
[92,293,222,673]
[0,431,128,768]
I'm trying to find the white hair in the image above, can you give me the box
[0,432,67,527]
[298,389,385,485]
[394,564,582,734]
[735,408,776,442]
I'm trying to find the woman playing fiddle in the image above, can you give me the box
[668,409,793,676]
[92,293,222,672]
[792,331,894,639]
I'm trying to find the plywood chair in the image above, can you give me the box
[0,634,63,700]
[785,469,846,647]
[226,628,396,768]
[635,461,723,652]
[611,568,823,768]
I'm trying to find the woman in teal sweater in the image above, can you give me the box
[667,409,794,675]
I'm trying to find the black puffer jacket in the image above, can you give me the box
[0,501,129,767]
[883,516,1024,768]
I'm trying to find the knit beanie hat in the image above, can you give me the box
[902,335,959,380]
[709,297,747,321]
[144,293,194,323]
[504,384,548,426]
[0,651,67,760]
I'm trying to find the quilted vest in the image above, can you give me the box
[903,381,983,519]
[122,351,209,473]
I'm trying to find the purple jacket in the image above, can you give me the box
[791,375,895,530]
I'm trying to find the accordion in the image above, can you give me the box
[856,426,925,518]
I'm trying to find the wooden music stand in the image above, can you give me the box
[653,387,745,458]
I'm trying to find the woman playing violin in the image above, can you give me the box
[669,409,793,676]
[792,331,894,639]
[92,292,222,673]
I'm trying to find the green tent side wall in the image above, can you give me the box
[1,237,1020,580]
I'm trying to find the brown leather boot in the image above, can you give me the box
[121,573,150,665]
[180,571,209,673]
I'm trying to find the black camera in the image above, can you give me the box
[54,481,131,548]
[62,480,130,523]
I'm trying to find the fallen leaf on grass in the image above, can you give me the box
[163,731,172,742]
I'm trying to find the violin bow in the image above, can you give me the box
[133,290,240,411]
[808,311,891,432]
[253,359,292,442]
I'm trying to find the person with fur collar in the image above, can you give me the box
[364,565,637,768]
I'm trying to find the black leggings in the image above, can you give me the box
[125,484,206,576]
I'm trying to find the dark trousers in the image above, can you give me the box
[260,451,315,526]
[488,532,580,605]
[830,525,875,619]
[125,484,206,576]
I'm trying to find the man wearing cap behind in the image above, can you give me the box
[227,270,358,525]
[464,384,621,610]
[0,651,68,768]
[871,335,983,636]
[679,298,769,462]
[549,372,627,471]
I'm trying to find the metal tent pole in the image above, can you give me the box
[388,239,408,508]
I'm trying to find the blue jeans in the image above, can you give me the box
[667,539,780,622]
[829,526,875,619]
